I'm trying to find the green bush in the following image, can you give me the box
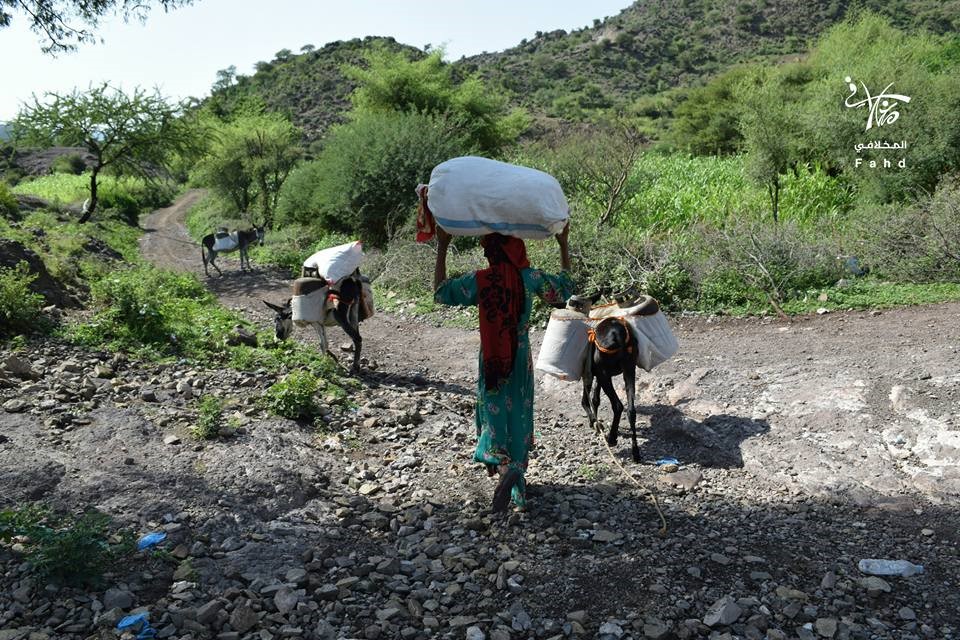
[50,154,87,175]
[262,369,320,420]
[0,505,128,585]
[281,110,475,246]
[0,262,45,337]
[856,178,960,282]
[192,395,224,439]
[0,182,18,218]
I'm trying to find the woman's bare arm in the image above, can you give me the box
[433,227,452,291]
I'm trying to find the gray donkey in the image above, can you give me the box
[201,226,265,276]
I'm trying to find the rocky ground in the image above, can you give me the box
[0,193,958,640]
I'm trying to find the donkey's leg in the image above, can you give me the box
[239,246,247,273]
[202,245,209,277]
[581,350,598,433]
[333,305,362,374]
[597,373,623,447]
[623,360,640,462]
[209,249,223,277]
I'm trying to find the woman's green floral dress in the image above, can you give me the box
[435,268,575,509]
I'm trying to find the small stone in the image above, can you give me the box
[860,576,892,596]
[816,307,829,315]
[2,398,27,413]
[359,482,380,496]
[274,587,298,614]
[140,387,158,402]
[815,618,838,638]
[230,605,259,633]
[899,607,916,620]
[196,599,221,625]
[592,530,621,543]
[598,621,624,637]
[567,611,588,624]
[703,596,742,627]
[102,588,134,610]
[163,434,180,445]
[315,584,339,601]
[465,626,485,640]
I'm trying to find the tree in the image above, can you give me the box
[738,70,795,223]
[1,0,193,53]
[193,113,302,228]
[535,119,647,226]
[276,110,474,246]
[343,47,528,155]
[13,83,200,222]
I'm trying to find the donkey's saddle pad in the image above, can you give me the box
[212,231,239,252]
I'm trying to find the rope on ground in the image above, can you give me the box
[597,429,669,538]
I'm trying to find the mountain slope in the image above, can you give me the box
[202,1,959,141]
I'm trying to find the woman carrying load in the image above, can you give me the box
[433,225,574,513]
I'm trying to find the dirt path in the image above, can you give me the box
[3,192,950,638]
[141,192,960,508]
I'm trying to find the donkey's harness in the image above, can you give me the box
[587,316,634,356]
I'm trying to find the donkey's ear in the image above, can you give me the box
[263,300,284,312]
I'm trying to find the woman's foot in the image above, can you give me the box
[492,467,521,513]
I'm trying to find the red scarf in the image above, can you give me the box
[477,234,530,390]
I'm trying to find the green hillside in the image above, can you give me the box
[462,0,959,119]
[205,36,424,144]
[202,0,959,142]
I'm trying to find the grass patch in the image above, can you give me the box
[11,173,175,218]
[0,262,45,338]
[192,395,224,440]
[261,369,322,420]
[0,504,133,586]
[782,280,960,314]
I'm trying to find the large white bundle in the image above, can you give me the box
[535,309,590,381]
[427,156,569,239]
[303,241,363,283]
[589,297,679,372]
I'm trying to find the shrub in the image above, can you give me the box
[0,182,18,218]
[855,178,960,282]
[262,369,320,420]
[50,153,87,175]
[282,110,475,246]
[0,505,128,585]
[0,262,45,337]
[696,220,844,307]
[192,395,224,439]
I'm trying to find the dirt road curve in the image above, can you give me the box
[1,191,957,638]
[142,191,960,507]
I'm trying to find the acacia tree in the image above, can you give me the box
[13,83,199,222]
[1,0,193,53]
[193,113,302,228]
[738,70,794,223]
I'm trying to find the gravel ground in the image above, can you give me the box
[0,193,956,640]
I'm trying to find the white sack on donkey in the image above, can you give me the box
[424,156,570,240]
[264,240,373,374]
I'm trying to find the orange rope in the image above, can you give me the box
[587,317,634,355]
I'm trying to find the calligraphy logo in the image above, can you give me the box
[844,76,911,131]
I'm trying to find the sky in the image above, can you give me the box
[0,0,632,121]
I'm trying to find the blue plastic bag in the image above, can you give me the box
[137,531,167,551]
[655,457,680,466]
[117,612,157,639]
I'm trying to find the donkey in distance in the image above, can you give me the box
[201,226,265,277]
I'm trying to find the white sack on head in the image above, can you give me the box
[426,156,569,240]
[303,241,364,283]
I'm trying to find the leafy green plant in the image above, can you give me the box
[192,395,224,439]
[50,153,87,175]
[0,505,128,585]
[0,262,45,337]
[0,182,18,218]
[262,369,320,420]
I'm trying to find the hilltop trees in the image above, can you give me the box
[192,113,302,228]
[13,84,199,222]
[1,0,193,53]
